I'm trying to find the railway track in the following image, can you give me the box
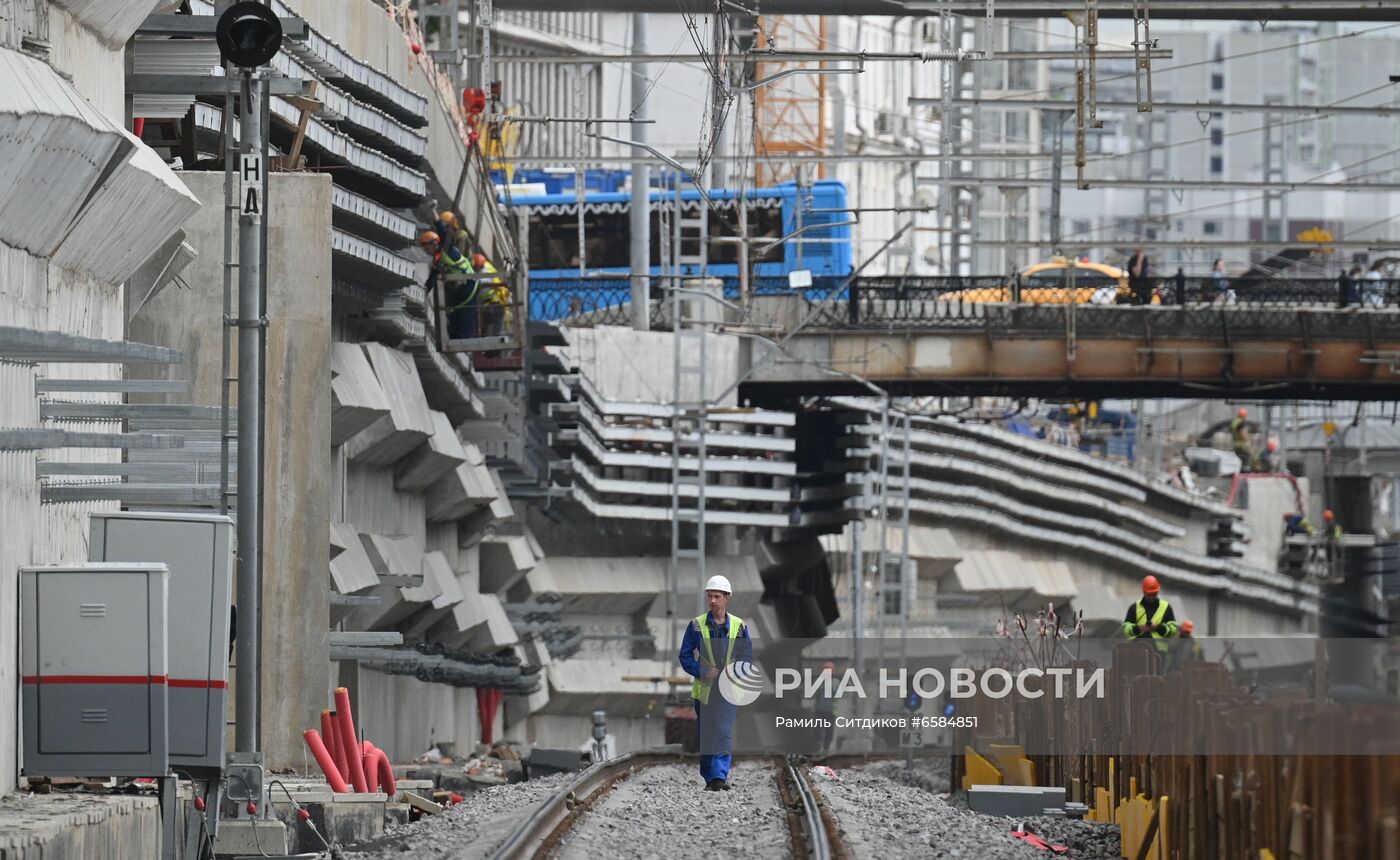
[487,753,845,860]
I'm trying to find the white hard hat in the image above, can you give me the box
[705,575,732,594]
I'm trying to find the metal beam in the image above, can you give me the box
[38,461,231,478]
[40,484,222,504]
[903,0,1400,19]
[487,48,1170,63]
[919,96,1400,117]
[498,152,1057,167]
[915,175,1400,192]
[126,73,313,97]
[975,237,1400,250]
[493,0,1400,18]
[35,378,188,394]
[137,13,307,39]
[0,429,184,450]
[39,402,229,421]
[0,327,182,364]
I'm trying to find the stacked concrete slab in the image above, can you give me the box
[816,399,1318,636]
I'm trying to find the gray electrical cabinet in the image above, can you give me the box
[21,562,169,778]
[89,511,234,772]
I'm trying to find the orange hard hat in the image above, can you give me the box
[418,230,441,247]
[1266,439,1278,452]
[1180,620,1195,634]
[1283,512,1294,520]
[438,211,460,230]
[1324,509,1335,522]
[472,253,488,268]
[1142,575,1161,595]
[1237,407,1248,419]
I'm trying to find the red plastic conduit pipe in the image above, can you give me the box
[302,730,350,793]
[328,710,350,779]
[319,711,341,782]
[364,742,396,797]
[361,741,378,793]
[334,687,369,792]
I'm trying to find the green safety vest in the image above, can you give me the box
[440,252,480,306]
[691,613,743,705]
[1124,599,1175,651]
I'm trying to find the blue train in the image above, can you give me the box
[501,175,855,321]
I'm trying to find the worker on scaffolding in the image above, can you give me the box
[1257,438,1280,473]
[1169,619,1205,670]
[434,210,472,258]
[472,252,511,337]
[1122,575,1178,654]
[678,575,751,792]
[419,230,477,339]
[1283,511,1315,537]
[1323,509,1345,571]
[1230,408,1253,471]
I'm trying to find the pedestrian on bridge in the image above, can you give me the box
[1128,248,1152,305]
[678,575,752,792]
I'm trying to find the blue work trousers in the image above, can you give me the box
[693,697,736,782]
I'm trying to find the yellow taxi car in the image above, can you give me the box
[943,259,1139,304]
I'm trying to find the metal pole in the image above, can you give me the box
[234,69,264,758]
[1049,110,1067,253]
[629,14,651,330]
[709,8,728,190]
[850,519,864,681]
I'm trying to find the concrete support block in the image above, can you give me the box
[967,785,1067,818]
[479,534,537,595]
[395,410,468,492]
[330,521,379,594]
[345,344,434,465]
[332,341,391,446]
[425,454,497,522]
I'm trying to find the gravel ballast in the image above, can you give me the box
[812,762,1120,859]
[556,761,790,860]
[343,772,572,860]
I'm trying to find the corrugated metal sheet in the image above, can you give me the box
[188,0,428,127]
[194,99,426,202]
[52,0,172,48]
[53,129,200,283]
[331,186,416,245]
[0,47,126,255]
[269,50,426,161]
[268,97,426,200]
[331,228,415,283]
[130,37,219,118]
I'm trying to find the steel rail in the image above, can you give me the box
[488,752,841,860]
[487,752,665,860]
[786,758,834,860]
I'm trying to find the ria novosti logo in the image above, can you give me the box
[716,660,766,706]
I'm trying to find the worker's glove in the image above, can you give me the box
[704,667,721,682]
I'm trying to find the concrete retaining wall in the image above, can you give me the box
[126,170,333,772]
[0,793,160,860]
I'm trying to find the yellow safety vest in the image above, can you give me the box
[691,613,743,705]
[1125,599,1174,652]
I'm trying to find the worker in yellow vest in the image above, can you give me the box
[1122,575,1178,652]
[472,252,511,336]
[678,575,751,791]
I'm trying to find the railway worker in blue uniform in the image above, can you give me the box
[678,574,752,792]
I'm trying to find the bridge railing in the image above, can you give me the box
[527,276,1400,329]
[843,276,1400,329]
